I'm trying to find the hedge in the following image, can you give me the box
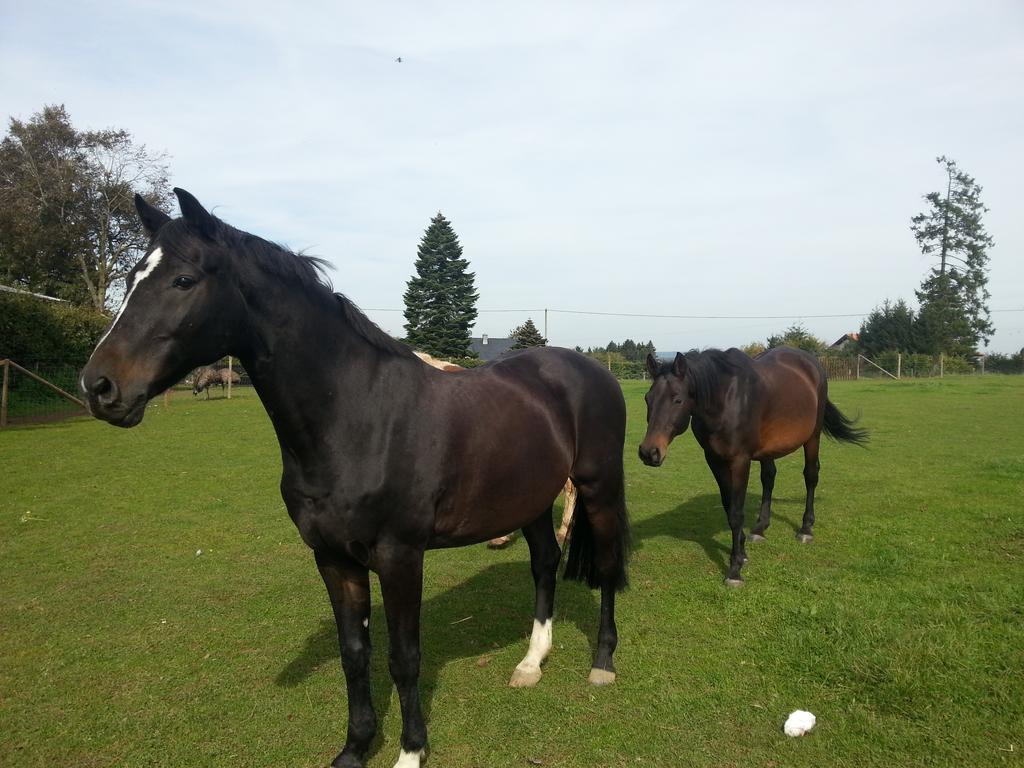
[0,292,109,366]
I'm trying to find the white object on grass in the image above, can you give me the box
[784,710,816,737]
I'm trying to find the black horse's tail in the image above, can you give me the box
[562,492,631,592]
[822,399,869,446]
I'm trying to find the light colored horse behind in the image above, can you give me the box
[414,351,577,546]
[192,366,241,398]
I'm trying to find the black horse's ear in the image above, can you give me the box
[134,194,171,238]
[672,352,688,378]
[174,187,217,240]
[645,353,659,378]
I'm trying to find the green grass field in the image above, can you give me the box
[2,377,1022,767]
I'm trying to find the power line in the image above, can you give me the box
[362,306,1024,319]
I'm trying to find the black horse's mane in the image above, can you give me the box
[659,348,753,405]
[164,217,415,359]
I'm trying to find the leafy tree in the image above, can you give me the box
[766,323,827,354]
[858,299,917,356]
[403,212,478,358]
[510,318,547,349]
[741,341,766,357]
[0,105,172,309]
[911,156,994,352]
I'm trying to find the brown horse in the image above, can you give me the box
[414,351,578,548]
[80,189,630,768]
[639,346,866,586]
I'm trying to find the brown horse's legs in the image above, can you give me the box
[799,435,821,542]
[750,459,777,540]
[589,580,618,685]
[510,507,560,687]
[315,550,376,768]
[708,453,751,585]
[378,547,428,768]
[584,487,627,685]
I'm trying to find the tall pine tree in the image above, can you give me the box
[510,318,547,349]
[403,213,478,358]
[911,156,994,353]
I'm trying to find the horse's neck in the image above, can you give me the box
[238,287,423,467]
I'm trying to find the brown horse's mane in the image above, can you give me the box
[657,348,754,406]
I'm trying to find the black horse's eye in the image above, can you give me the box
[673,397,684,405]
[173,275,197,290]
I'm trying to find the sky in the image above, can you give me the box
[2,0,1022,353]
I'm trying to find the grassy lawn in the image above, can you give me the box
[1,377,1022,767]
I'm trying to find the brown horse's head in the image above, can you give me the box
[80,189,247,427]
[639,352,695,467]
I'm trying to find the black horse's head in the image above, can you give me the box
[80,189,246,427]
[638,352,695,467]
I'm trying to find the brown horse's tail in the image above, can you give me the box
[562,492,631,593]
[823,399,869,446]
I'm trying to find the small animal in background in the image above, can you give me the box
[414,351,578,548]
[192,366,241,399]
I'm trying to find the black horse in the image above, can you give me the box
[639,347,866,586]
[80,189,629,768]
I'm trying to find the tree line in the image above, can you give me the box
[2,108,1011,371]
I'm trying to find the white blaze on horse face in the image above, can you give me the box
[515,618,553,675]
[393,748,424,768]
[95,247,165,350]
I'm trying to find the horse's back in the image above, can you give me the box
[424,347,624,546]
[487,346,625,442]
[751,347,825,458]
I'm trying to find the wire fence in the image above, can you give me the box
[0,360,88,425]
[0,351,1014,428]
[0,359,257,427]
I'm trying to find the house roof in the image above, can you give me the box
[830,333,860,348]
[470,336,516,362]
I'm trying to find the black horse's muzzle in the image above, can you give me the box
[638,443,665,467]
[81,370,148,428]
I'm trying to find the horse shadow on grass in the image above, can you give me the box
[275,559,599,762]
[631,492,809,576]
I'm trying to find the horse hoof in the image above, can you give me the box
[588,667,616,686]
[748,533,767,543]
[509,666,542,688]
[797,533,814,544]
[331,749,366,768]
[724,578,745,588]
[487,535,514,549]
[392,748,425,768]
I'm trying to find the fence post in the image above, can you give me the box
[227,357,233,400]
[856,355,861,380]
[940,354,944,378]
[1,360,9,429]
[897,353,902,379]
